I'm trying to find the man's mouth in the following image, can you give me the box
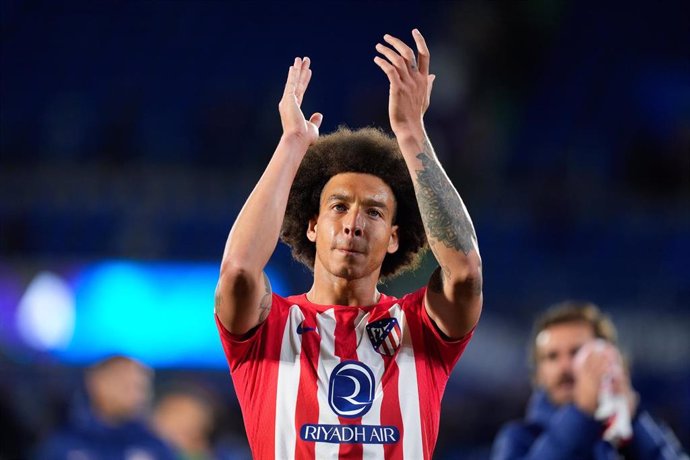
[557,376,575,389]
[337,248,363,255]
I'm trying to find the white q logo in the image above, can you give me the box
[328,360,375,418]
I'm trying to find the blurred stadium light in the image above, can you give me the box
[2,260,286,368]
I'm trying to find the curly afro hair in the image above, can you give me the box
[280,126,427,279]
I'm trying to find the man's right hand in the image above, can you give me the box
[279,57,322,147]
[573,341,616,415]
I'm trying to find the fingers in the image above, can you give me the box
[375,42,410,79]
[295,57,311,105]
[309,112,323,129]
[383,33,417,70]
[282,57,300,99]
[373,56,401,85]
[283,57,311,105]
[590,355,610,380]
[412,29,430,74]
[578,348,613,382]
[375,30,431,85]
[426,74,436,101]
[576,352,601,370]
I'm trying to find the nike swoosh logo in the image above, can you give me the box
[297,321,316,334]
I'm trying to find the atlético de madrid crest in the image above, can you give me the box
[366,318,402,356]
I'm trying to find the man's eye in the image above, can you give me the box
[333,204,347,212]
[368,209,382,217]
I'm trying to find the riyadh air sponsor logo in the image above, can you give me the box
[296,320,316,334]
[328,361,375,418]
[300,424,400,444]
[366,318,402,356]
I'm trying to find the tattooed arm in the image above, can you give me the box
[407,138,482,338]
[216,57,323,335]
[375,30,482,339]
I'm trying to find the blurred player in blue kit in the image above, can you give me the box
[491,301,688,460]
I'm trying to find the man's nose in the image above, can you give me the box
[560,354,575,372]
[343,209,363,237]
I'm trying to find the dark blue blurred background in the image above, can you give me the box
[1,0,689,458]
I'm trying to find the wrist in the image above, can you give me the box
[391,120,427,143]
[279,132,312,152]
[394,127,428,155]
[574,393,599,416]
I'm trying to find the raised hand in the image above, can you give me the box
[278,57,323,147]
[374,29,435,136]
[573,342,618,415]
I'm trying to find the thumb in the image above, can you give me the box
[309,112,323,128]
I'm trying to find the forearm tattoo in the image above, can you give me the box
[414,146,477,256]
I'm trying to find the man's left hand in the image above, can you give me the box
[374,29,435,137]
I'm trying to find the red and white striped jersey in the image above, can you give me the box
[216,287,473,459]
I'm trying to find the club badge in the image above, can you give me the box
[366,318,402,356]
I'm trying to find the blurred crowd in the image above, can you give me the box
[2,1,687,262]
[0,354,252,459]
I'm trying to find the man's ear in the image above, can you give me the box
[307,216,318,242]
[387,225,399,254]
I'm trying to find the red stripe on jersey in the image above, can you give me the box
[381,355,403,460]
[214,298,290,460]
[391,325,401,347]
[406,309,434,459]
[334,308,363,460]
[384,336,395,355]
[405,296,474,460]
[372,308,404,460]
[295,309,321,459]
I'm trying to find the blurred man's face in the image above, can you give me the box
[88,359,152,423]
[534,321,595,406]
[153,393,213,454]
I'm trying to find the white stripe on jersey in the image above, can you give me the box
[355,307,387,459]
[315,308,340,459]
[275,305,304,460]
[396,309,424,459]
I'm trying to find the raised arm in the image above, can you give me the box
[374,29,482,339]
[215,57,323,335]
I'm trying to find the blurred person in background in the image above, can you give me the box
[154,389,214,460]
[491,301,687,460]
[34,355,176,460]
[153,386,250,460]
[214,29,482,459]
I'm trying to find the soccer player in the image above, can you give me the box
[215,29,482,459]
[491,301,688,460]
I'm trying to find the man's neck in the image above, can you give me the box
[308,268,381,306]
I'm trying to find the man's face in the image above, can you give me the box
[534,321,595,406]
[89,359,153,422]
[154,393,214,452]
[308,172,399,281]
